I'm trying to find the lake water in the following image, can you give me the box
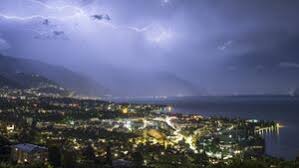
[120,96,299,160]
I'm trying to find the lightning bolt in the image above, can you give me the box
[0,0,172,43]
[0,0,86,21]
[0,0,120,33]
[0,0,152,32]
[127,25,150,32]
[27,0,83,12]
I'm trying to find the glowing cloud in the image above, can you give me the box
[161,0,171,6]
[0,0,177,48]
[218,40,233,51]
[0,37,10,50]
[129,24,175,46]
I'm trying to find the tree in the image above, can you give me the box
[48,145,62,167]
[132,151,143,167]
[226,158,267,168]
[62,150,76,168]
[0,135,10,146]
[105,145,112,167]
[18,128,39,143]
[82,144,96,161]
[194,152,209,168]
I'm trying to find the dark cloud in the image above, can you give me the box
[42,19,49,25]
[91,14,111,21]
[53,31,64,36]
[33,30,68,40]
[279,62,299,69]
[0,0,299,95]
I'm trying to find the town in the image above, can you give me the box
[0,88,297,168]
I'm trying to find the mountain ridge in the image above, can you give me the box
[0,55,107,96]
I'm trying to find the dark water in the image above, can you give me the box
[120,96,299,160]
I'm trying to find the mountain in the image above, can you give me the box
[97,69,204,97]
[153,72,206,96]
[0,73,58,89]
[0,55,107,96]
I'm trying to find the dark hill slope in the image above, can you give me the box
[0,55,107,96]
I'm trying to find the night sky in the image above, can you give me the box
[0,0,299,96]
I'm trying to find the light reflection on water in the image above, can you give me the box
[173,106,299,160]
[121,96,299,160]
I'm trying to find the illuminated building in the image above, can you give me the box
[122,107,128,114]
[11,144,48,164]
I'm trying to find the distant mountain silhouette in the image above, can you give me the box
[0,55,107,96]
[100,69,205,97]
[0,73,58,89]
[153,72,206,96]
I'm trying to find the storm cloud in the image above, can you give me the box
[0,0,299,96]
[0,36,10,51]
